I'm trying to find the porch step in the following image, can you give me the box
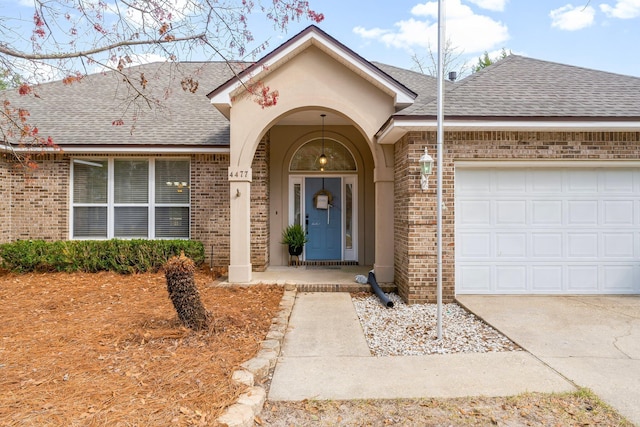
[295,283,396,293]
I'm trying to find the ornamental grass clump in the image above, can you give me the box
[164,252,211,331]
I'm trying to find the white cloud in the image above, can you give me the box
[120,0,200,32]
[600,0,640,19]
[13,59,65,84]
[466,0,508,12]
[549,4,596,30]
[354,0,509,55]
[93,53,169,73]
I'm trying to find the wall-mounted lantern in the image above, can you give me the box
[419,147,434,190]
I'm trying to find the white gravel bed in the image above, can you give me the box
[352,293,520,356]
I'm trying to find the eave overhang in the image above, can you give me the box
[0,144,230,154]
[376,116,640,144]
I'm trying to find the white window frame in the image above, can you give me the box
[70,157,191,240]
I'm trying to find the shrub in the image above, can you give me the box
[0,239,205,274]
[164,252,211,331]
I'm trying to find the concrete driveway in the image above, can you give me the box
[457,295,640,426]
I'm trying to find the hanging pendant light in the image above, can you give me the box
[319,113,328,171]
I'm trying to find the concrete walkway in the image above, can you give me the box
[458,295,640,426]
[268,293,574,401]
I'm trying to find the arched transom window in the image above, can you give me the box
[290,139,357,172]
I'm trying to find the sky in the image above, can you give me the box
[3,0,640,80]
[248,0,640,78]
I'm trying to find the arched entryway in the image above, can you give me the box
[208,27,414,283]
[287,128,360,263]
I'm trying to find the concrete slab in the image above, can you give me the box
[269,352,574,401]
[281,292,370,357]
[269,292,574,404]
[457,295,640,426]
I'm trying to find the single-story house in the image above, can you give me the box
[2,25,640,303]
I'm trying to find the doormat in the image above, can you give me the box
[305,265,342,270]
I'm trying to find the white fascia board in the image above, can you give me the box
[456,160,640,168]
[209,30,415,108]
[0,144,230,154]
[377,119,640,144]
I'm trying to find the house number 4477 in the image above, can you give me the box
[228,168,252,181]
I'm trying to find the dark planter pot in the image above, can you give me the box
[288,245,303,256]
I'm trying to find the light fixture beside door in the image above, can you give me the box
[318,113,328,171]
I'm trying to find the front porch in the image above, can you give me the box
[215,265,396,293]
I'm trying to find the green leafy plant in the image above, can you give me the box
[0,239,205,274]
[280,224,308,252]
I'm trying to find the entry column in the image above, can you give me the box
[228,167,252,283]
[374,167,394,283]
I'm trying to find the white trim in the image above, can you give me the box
[343,176,358,261]
[70,156,191,240]
[376,119,640,144]
[456,160,640,168]
[1,144,229,154]
[209,29,415,108]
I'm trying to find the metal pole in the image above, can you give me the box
[436,0,445,340]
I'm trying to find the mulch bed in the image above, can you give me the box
[0,270,283,426]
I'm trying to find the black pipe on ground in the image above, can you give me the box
[368,270,394,308]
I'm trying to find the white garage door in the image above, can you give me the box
[456,167,640,294]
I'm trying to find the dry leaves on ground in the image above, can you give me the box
[259,391,633,426]
[0,270,283,426]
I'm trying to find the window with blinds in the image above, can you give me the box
[71,158,190,239]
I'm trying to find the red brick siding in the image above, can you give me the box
[179,140,271,272]
[7,154,69,241]
[0,157,11,243]
[191,153,231,268]
[395,130,640,304]
[250,139,270,271]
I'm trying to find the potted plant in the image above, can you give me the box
[281,223,308,256]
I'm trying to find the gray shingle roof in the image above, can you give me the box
[399,55,640,118]
[3,53,639,150]
[3,62,245,147]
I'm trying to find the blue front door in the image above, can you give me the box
[305,177,342,260]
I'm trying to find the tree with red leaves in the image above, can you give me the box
[0,0,323,168]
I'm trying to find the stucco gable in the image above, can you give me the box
[207,25,417,118]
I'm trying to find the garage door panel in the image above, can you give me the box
[531,266,563,291]
[456,167,640,295]
[532,200,562,224]
[567,265,599,291]
[603,169,634,192]
[495,266,527,291]
[457,169,491,193]
[496,170,526,192]
[603,233,634,258]
[567,170,598,192]
[496,200,526,224]
[602,265,636,292]
[568,200,598,225]
[603,200,634,225]
[531,170,563,192]
[567,233,598,258]
[496,233,526,258]
[532,233,563,258]
[458,233,491,258]
[457,265,491,291]
[458,200,491,225]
